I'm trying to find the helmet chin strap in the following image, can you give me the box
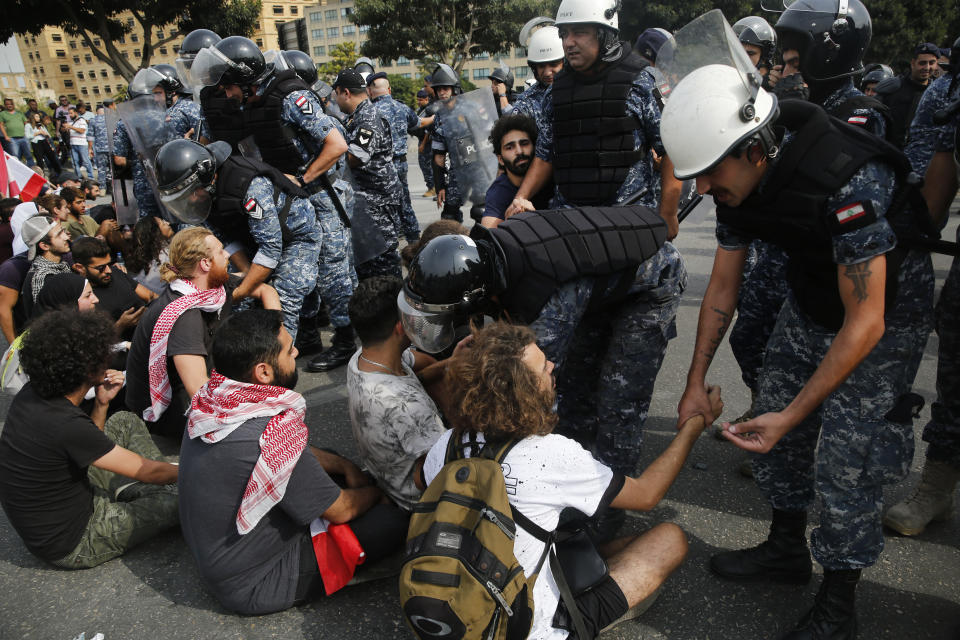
[598,27,622,64]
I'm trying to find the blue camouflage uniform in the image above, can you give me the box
[904,74,958,175]
[89,113,111,190]
[718,134,934,570]
[237,176,322,340]
[416,104,434,191]
[165,97,209,141]
[729,80,888,395]
[371,94,423,242]
[112,120,161,217]
[509,82,549,133]
[529,62,687,476]
[274,86,357,330]
[344,98,403,279]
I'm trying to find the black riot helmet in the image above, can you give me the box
[861,63,894,90]
[489,66,515,90]
[154,138,231,224]
[733,16,777,70]
[430,63,462,95]
[283,50,318,85]
[213,36,267,86]
[399,234,501,353]
[179,29,222,60]
[775,0,872,82]
[354,56,376,82]
[152,63,188,102]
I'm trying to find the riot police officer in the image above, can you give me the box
[155,138,321,340]
[88,99,114,193]
[153,63,209,142]
[175,28,221,79]
[488,65,514,118]
[733,16,778,90]
[861,64,894,96]
[511,19,564,131]
[661,11,934,638]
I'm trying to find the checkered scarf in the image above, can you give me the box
[142,279,226,423]
[187,370,308,535]
[28,257,70,303]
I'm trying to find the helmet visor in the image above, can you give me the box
[190,46,234,88]
[397,291,457,354]
[157,170,213,224]
[129,68,166,96]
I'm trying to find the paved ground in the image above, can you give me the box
[1,146,958,640]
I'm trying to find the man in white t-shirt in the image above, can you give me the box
[419,322,722,638]
[65,107,94,181]
[346,276,451,511]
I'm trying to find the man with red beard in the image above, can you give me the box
[480,114,552,228]
[125,227,281,439]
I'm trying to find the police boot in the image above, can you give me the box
[882,459,960,536]
[440,203,463,223]
[307,326,356,372]
[780,569,860,640]
[295,314,325,356]
[710,508,812,583]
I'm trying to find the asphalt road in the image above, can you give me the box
[0,146,957,640]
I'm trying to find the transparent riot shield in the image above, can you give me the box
[104,107,139,224]
[434,87,499,208]
[116,95,178,222]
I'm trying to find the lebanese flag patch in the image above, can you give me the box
[835,202,867,224]
[244,197,264,219]
[847,115,868,126]
[310,517,365,595]
[295,94,314,115]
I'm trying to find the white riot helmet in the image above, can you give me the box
[661,64,778,179]
[555,0,619,31]
[527,25,563,63]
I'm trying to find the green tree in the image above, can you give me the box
[1,0,260,83]
[353,0,555,75]
[865,0,954,71]
[386,73,419,109]
[618,0,761,43]
[317,41,359,81]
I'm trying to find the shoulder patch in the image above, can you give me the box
[356,127,374,150]
[828,200,876,234]
[244,197,264,219]
[294,94,314,115]
[847,115,868,126]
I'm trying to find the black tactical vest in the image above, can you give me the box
[716,100,921,330]
[550,45,648,206]
[212,155,309,248]
[487,205,666,324]
[242,70,312,173]
[200,86,246,151]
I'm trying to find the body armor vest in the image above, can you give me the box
[212,156,308,248]
[550,46,648,206]
[200,86,246,150]
[716,99,922,330]
[487,205,666,324]
[243,70,311,174]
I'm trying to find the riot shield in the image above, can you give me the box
[341,166,388,265]
[116,95,178,221]
[104,107,139,224]
[434,87,499,206]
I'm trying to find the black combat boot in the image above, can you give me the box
[294,314,325,356]
[307,325,356,372]
[710,509,813,583]
[780,569,860,640]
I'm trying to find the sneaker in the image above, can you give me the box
[114,481,145,501]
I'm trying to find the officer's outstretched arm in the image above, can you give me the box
[921,150,959,228]
[507,157,553,217]
[724,254,887,453]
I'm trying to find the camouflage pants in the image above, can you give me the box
[752,293,930,570]
[729,240,789,392]
[133,175,161,218]
[271,238,321,342]
[52,411,179,569]
[418,149,434,190]
[536,243,686,476]
[95,151,111,190]
[309,191,357,329]
[922,253,960,468]
[393,157,421,241]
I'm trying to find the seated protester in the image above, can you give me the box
[81,179,100,201]
[421,322,723,639]
[59,186,116,241]
[179,309,408,615]
[481,114,552,229]
[10,200,40,256]
[126,216,174,295]
[71,236,155,340]
[346,276,449,511]
[20,215,71,318]
[0,309,179,569]
[125,227,281,439]
[36,193,70,226]
[0,245,32,345]
[53,172,82,192]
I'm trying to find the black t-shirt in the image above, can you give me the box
[0,254,30,334]
[0,383,116,561]
[87,204,115,224]
[483,173,552,221]
[92,268,144,338]
[125,277,238,422]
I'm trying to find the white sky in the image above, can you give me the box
[0,38,26,74]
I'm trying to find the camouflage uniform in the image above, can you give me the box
[718,146,935,570]
[431,97,497,223]
[88,112,111,190]
[509,82,550,133]
[822,78,887,138]
[276,87,356,330]
[529,60,687,476]
[371,94,423,241]
[238,176,321,340]
[904,74,957,175]
[165,97,209,141]
[344,98,403,279]
[112,120,161,218]
[416,104,434,190]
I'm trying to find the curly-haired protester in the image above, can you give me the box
[419,321,722,639]
[0,309,179,569]
[126,216,174,295]
[399,219,469,269]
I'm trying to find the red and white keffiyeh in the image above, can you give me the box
[187,371,308,534]
[142,279,226,423]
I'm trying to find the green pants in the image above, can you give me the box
[52,411,179,569]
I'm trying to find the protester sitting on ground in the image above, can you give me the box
[36,193,69,226]
[70,236,154,340]
[178,309,408,615]
[0,309,179,569]
[20,215,71,318]
[81,179,100,201]
[0,248,31,344]
[53,172,81,191]
[59,186,115,241]
[126,216,174,295]
[399,219,469,269]
[346,276,450,511]
[419,322,723,639]
[125,227,281,439]
[482,113,552,228]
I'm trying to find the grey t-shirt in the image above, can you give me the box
[178,416,341,615]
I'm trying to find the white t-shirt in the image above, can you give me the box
[69,118,88,146]
[424,430,619,640]
[347,348,446,511]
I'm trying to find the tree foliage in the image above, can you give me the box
[1,0,260,83]
[386,73,419,109]
[317,41,359,81]
[353,0,555,74]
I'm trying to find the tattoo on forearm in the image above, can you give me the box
[700,307,731,363]
[844,262,872,303]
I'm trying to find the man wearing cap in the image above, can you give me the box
[19,215,72,318]
[367,72,434,244]
[88,102,115,194]
[333,69,403,280]
[875,42,941,148]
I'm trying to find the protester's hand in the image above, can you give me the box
[436,188,446,208]
[505,198,534,218]
[677,382,718,430]
[451,334,474,359]
[768,66,782,87]
[95,369,124,404]
[116,306,145,331]
[719,411,793,454]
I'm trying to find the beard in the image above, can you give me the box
[274,366,299,391]
[503,154,532,177]
[207,259,230,289]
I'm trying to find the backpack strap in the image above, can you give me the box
[549,547,592,640]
